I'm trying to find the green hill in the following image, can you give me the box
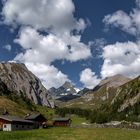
[0,96,30,117]
[0,95,54,119]
[57,75,140,122]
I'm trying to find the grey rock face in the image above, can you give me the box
[0,63,54,108]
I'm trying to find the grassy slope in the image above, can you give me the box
[0,96,30,117]
[0,128,140,140]
[34,105,55,120]
[0,96,55,119]
[114,76,140,110]
[0,96,90,125]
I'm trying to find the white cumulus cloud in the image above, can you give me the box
[103,0,140,36]
[101,0,140,79]
[14,27,91,64]
[80,68,100,89]
[1,0,92,88]
[101,41,140,78]
[25,63,70,89]
[1,0,87,33]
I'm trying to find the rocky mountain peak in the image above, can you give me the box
[62,81,72,89]
[0,62,54,108]
[49,81,79,98]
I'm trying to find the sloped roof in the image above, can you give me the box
[0,115,33,124]
[25,113,40,119]
[25,113,46,120]
[53,118,71,121]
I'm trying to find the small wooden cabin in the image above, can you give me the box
[0,115,34,131]
[25,113,47,128]
[53,118,71,127]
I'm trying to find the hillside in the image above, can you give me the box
[0,96,30,117]
[59,74,130,109]
[0,62,54,108]
[0,95,55,120]
[110,76,140,117]
[0,81,54,118]
[58,75,140,122]
[58,85,116,109]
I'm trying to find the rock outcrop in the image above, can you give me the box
[0,62,54,108]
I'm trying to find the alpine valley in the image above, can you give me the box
[0,62,140,122]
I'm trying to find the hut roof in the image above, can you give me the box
[25,113,46,120]
[0,115,33,124]
[25,113,40,119]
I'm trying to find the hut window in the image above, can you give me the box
[4,125,6,128]
[16,125,18,128]
[22,125,24,128]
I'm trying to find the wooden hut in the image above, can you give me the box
[0,115,34,131]
[25,113,47,128]
[53,118,71,127]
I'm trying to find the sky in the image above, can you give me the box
[0,0,140,89]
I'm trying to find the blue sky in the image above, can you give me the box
[0,0,140,89]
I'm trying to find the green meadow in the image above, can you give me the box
[0,127,140,140]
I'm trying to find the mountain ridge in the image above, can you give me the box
[59,74,139,111]
[49,81,79,99]
[0,62,54,108]
[58,75,140,122]
[98,74,131,88]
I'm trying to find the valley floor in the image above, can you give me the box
[0,127,140,140]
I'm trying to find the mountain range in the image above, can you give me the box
[59,74,140,114]
[0,62,140,122]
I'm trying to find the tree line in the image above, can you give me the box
[56,102,140,124]
[55,107,112,124]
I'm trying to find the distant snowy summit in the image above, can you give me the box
[49,81,80,99]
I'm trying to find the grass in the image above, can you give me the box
[34,105,55,120]
[0,127,140,140]
[70,115,89,125]
[0,96,55,119]
[0,96,30,117]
